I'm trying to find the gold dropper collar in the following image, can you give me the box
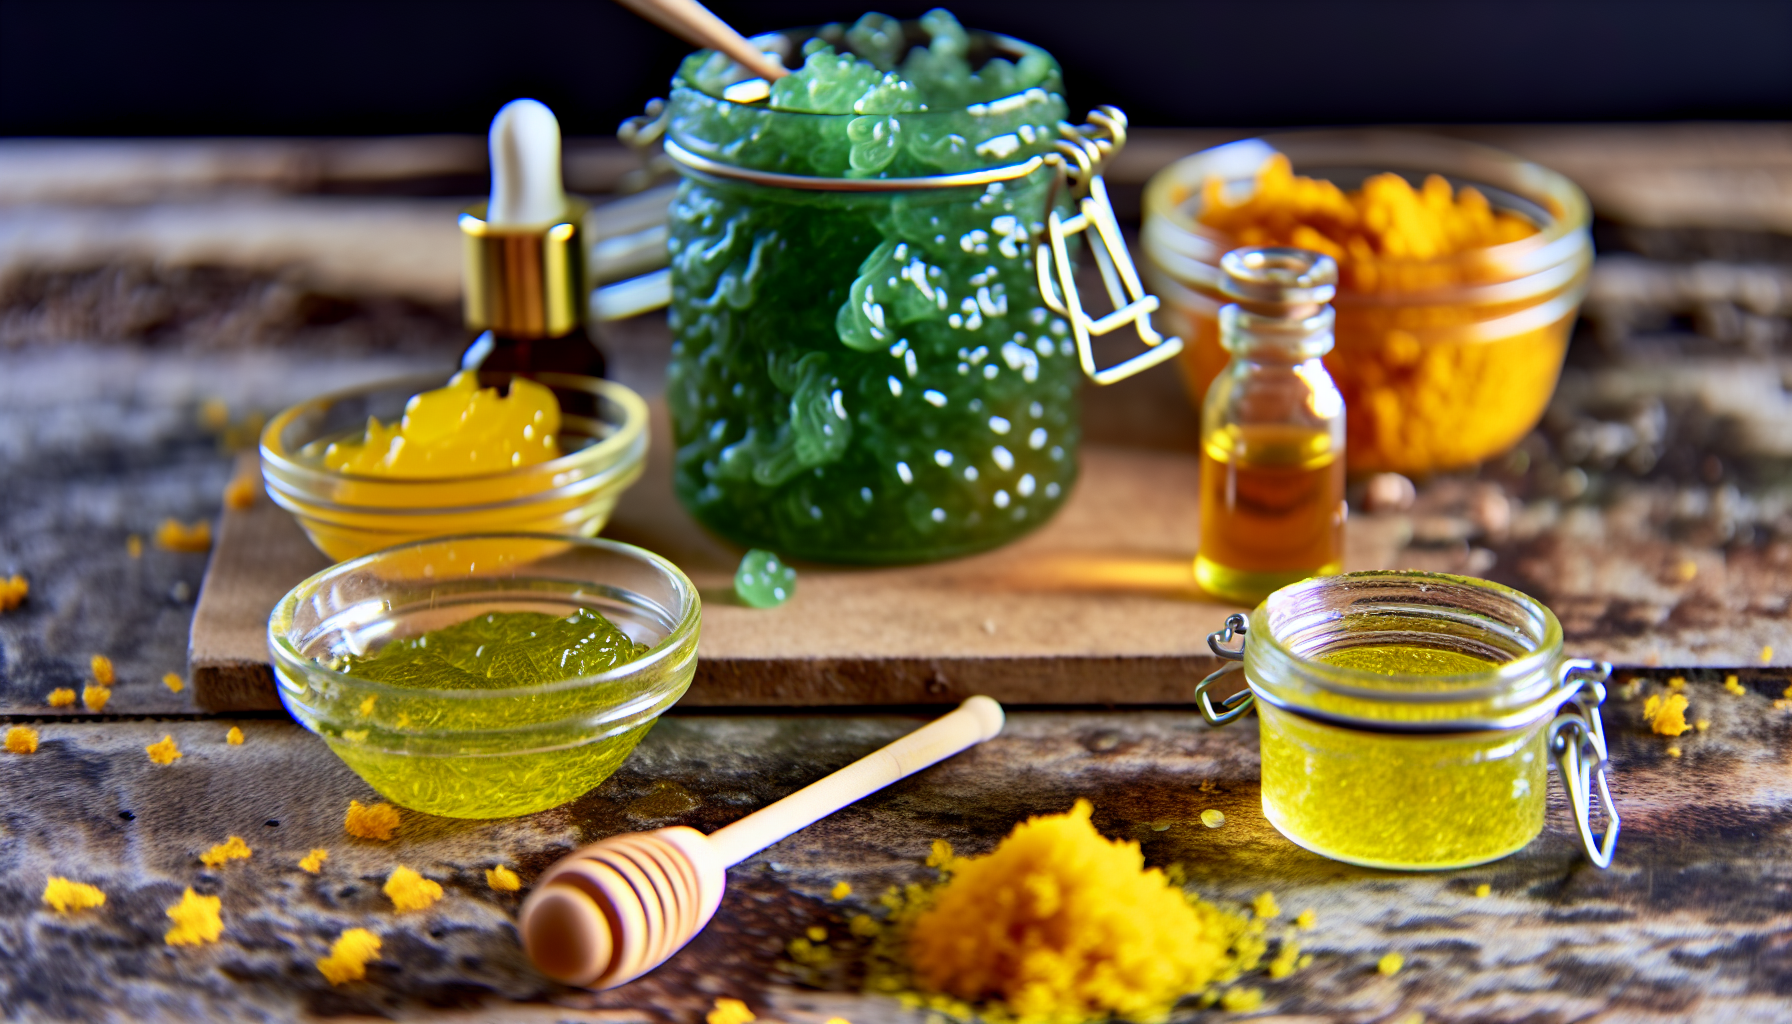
[460,199,588,339]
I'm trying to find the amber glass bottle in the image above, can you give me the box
[1194,247,1345,604]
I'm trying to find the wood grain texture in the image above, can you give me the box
[2,691,1790,1023]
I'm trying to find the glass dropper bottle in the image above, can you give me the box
[459,99,606,378]
[1194,246,1346,604]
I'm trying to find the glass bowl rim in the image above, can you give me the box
[259,372,649,489]
[1143,128,1592,276]
[267,532,700,702]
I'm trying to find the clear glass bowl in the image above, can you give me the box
[1143,131,1592,475]
[260,372,648,562]
[267,534,699,818]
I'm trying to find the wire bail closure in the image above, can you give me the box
[1036,108,1185,385]
[1547,659,1619,868]
[1195,614,1254,725]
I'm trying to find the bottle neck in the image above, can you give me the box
[1219,303,1336,362]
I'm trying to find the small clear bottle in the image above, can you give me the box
[1194,247,1346,604]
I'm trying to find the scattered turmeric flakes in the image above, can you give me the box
[357,695,377,716]
[90,654,114,686]
[1219,987,1264,1012]
[1642,693,1691,737]
[47,687,75,707]
[831,880,852,900]
[200,835,252,868]
[1252,892,1280,919]
[223,474,260,511]
[0,574,27,611]
[1725,674,1746,696]
[1474,883,1492,898]
[316,928,381,985]
[1695,719,1711,733]
[199,397,231,431]
[299,848,329,873]
[707,998,756,1024]
[155,519,212,553]
[146,734,182,765]
[1377,951,1405,976]
[5,726,39,754]
[1266,940,1302,979]
[226,726,244,745]
[164,887,223,946]
[42,876,106,913]
[904,799,1259,1023]
[486,864,521,892]
[1667,746,1683,758]
[1666,676,1685,693]
[806,925,828,943]
[823,1018,852,1024]
[1295,908,1317,929]
[344,799,400,841]
[126,534,144,559]
[163,673,185,693]
[383,866,443,912]
[1764,645,1776,664]
[82,685,111,712]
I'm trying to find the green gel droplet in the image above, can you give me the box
[735,549,797,608]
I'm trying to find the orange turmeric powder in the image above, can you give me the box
[897,800,1263,1023]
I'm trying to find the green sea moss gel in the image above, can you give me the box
[665,10,1083,563]
[317,609,657,818]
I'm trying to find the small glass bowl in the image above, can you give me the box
[260,372,648,562]
[267,533,700,819]
[1143,130,1592,475]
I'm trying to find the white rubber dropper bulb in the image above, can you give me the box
[487,98,567,226]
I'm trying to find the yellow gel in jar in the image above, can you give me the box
[1213,571,1613,871]
[323,371,560,477]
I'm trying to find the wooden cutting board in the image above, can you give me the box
[190,403,1405,710]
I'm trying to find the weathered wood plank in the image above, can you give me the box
[2,689,1789,1023]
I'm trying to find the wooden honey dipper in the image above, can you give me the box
[519,696,1005,988]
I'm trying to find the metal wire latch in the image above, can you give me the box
[1547,659,1619,869]
[1036,108,1185,386]
[1194,613,1254,726]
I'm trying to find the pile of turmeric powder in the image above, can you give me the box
[791,800,1289,1023]
[1198,153,1536,289]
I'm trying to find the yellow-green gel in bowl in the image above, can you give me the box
[268,534,699,819]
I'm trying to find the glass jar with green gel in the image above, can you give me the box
[1197,571,1618,870]
[663,13,1089,563]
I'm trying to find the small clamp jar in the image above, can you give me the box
[1198,570,1617,870]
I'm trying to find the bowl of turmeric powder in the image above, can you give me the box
[1142,131,1592,474]
[260,372,648,562]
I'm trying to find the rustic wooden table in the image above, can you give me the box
[2,126,1791,1023]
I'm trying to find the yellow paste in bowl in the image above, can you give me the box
[1257,644,1549,870]
[317,608,655,818]
[324,371,560,477]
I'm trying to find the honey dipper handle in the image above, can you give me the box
[612,0,790,81]
[706,696,1004,867]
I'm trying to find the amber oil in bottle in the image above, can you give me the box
[1195,247,1345,604]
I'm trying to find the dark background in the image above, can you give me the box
[2,0,1790,136]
